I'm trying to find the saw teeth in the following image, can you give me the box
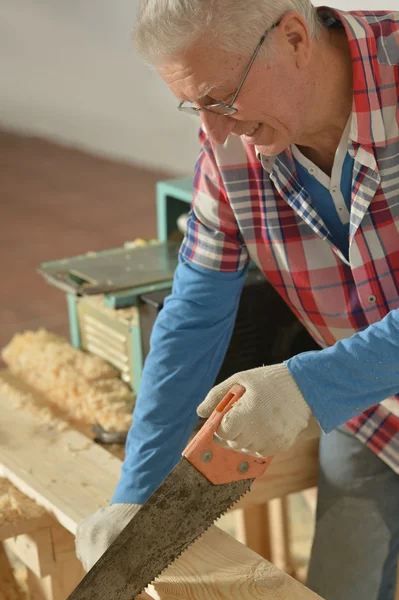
[135,489,250,598]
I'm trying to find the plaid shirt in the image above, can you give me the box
[181,7,399,472]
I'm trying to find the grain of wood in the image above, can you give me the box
[0,388,121,534]
[145,526,323,600]
[0,371,125,462]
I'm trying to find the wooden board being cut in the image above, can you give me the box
[0,370,125,461]
[144,526,323,600]
[0,388,121,535]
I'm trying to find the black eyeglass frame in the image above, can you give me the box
[178,19,281,117]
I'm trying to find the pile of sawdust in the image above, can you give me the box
[2,329,135,432]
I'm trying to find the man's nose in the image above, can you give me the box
[200,111,236,145]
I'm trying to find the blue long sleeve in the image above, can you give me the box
[112,259,247,504]
[286,309,399,432]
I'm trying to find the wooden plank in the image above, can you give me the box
[0,370,125,461]
[145,526,324,599]
[0,391,121,535]
[0,382,318,536]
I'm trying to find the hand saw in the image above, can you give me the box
[67,384,273,600]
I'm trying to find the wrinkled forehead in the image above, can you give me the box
[157,43,245,102]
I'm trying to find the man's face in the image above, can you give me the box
[157,23,313,156]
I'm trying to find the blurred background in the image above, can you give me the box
[0,0,200,351]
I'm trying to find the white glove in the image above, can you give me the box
[197,363,320,457]
[75,503,142,572]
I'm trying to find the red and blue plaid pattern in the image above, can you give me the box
[180,7,399,471]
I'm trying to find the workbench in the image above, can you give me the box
[0,370,321,599]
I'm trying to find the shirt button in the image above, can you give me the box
[331,187,338,194]
[368,295,377,304]
[308,167,315,174]
[338,206,344,212]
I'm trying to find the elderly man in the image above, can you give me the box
[76,1,399,598]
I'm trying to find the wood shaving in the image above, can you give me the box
[2,329,135,432]
[2,329,118,381]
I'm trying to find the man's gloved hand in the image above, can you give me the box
[75,503,142,572]
[198,363,320,457]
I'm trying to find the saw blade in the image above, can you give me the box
[67,457,253,600]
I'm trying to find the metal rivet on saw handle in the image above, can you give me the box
[201,451,213,463]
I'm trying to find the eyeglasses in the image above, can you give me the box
[178,19,281,117]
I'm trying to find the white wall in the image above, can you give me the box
[0,1,199,173]
[0,1,397,173]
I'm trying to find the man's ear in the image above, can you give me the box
[279,11,312,69]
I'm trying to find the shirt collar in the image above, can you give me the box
[317,7,386,148]
[257,152,276,172]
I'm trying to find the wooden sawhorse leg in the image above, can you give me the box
[0,541,22,600]
[5,523,84,600]
[235,497,296,577]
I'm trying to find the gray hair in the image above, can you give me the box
[134,0,323,65]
